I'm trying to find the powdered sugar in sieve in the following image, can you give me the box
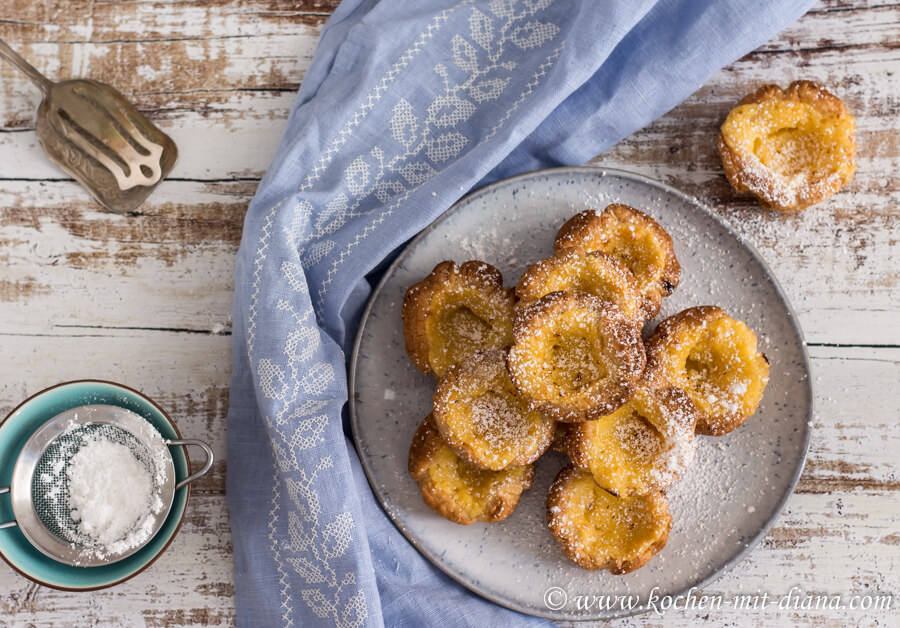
[1,404,213,567]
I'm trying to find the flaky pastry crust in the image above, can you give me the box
[402,260,514,378]
[507,292,645,423]
[644,306,769,436]
[515,246,643,323]
[547,466,671,573]
[432,348,555,471]
[554,205,680,320]
[718,80,856,212]
[567,385,697,497]
[549,423,571,454]
[409,415,535,525]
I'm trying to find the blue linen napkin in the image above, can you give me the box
[226,1,814,625]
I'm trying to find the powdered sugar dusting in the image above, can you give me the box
[433,349,554,470]
[469,392,529,444]
[36,420,170,565]
[719,86,856,211]
[354,167,812,615]
[68,439,159,548]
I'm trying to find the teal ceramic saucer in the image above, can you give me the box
[0,380,191,591]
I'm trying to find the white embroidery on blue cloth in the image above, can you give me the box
[247,205,277,355]
[312,3,561,310]
[247,1,565,625]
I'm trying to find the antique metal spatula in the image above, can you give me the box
[0,38,177,212]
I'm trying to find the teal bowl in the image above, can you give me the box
[0,380,191,591]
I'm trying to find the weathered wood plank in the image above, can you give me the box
[595,26,900,346]
[812,0,900,12]
[2,170,893,350]
[0,2,897,180]
[0,2,324,128]
[800,346,899,493]
[0,91,296,180]
[0,495,235,627]
[0,179,247,334]
[0,332,232,495]
[0,0,897,626]
[557,490,899,627]
[0,320,895,502]
[762,3,900,52]
[2,489,894,627]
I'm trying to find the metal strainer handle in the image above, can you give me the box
[167,440,214,491]
[0,486,16,530]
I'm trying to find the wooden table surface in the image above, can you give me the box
[0,1,896,626]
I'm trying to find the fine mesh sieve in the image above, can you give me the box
[0,405,212,567]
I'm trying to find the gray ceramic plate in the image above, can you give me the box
[349,167,812,622]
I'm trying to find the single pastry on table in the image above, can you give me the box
[644,306,769,436]
[432,348,555,471]
[402,260,514,378]
[555,204,680,321]
[567,385,698,497]
[515,245,644,324]
[507,291,645,423]
[718,80,856,212]
[547,465,671,574]
[409,415,534,525]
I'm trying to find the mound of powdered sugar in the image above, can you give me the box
[67,439,155,547]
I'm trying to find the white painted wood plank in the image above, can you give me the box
[0,4,323,124]
[0,332,232,493]
[2,488,895,627]
[0,495,235,627]
[0,92,296,181]
[0,179,245,334]
[560,490,899,627]
[0,3,897,181]
[803,345,899,491]
[0,161,896,348]
[0,0,897,626]
[1,333,895,498]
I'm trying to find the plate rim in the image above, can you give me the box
[348,165,814,621]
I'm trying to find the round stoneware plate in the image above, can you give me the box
[349,167,812,621]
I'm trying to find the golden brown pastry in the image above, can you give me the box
[645,306,769,436]
[515,246,643,323]
[402,260,514,378]
[567,385,698,496]
[555,205,680,320]
[409,415,534,525]
[547,466,671,573]
[432,348,555,471]
[548,423,571,454]
[718,80,856,212]
[507,291,645,423]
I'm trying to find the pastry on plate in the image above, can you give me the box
[402,260,514,378]
[555,205,680,320]
[567,385,698,496]
[645,306,769,436]
[409,415,534,525]
[432,348,555,471]
[548,423,571,454]
[507,291,645,423]
[718,80,856,212]
[547,465,671,573]
[515,245,643,323]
